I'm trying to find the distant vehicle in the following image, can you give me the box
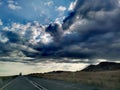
[19,72,22,76]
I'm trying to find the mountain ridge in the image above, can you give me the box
[81,62,120,72]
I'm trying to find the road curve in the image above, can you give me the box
[0,76,47,90]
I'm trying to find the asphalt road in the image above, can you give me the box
[0,76,103,90]
[0,76,83,90]
[0,76,48,90]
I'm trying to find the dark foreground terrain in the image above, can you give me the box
[0,62,120,90]
[29,62,120,90]
[0,75,102,90]
[29,70,120,90]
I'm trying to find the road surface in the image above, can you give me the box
[0,76,83,90]
[0,76,104,90]
[0,76,49,90]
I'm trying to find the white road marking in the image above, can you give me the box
[24,77,48,90]
[0,77,18,90]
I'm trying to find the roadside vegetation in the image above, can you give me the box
[30,70,120,90]
[0,75,17,88]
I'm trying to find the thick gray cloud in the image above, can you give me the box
[0,29,40,60]
[2,31,22,43]
[41,0,120,61]
[46,23,63,42]
[0,0,120,63]
[62,0,119,30]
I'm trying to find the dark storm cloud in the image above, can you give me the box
[61,0,120,60]
[0,30,40,60]
[46,23,63,42]
[2,31,21,43]
[0,0,120,63]
[0,42,11,57]
[62,0,118,30]
[40,0,120,61]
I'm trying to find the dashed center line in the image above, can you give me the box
[24,77,48,90]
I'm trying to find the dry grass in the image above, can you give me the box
[30,70,120,89]
[0,75,17,81]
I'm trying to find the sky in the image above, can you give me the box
[0,0,120,76]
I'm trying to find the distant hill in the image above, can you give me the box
[28,62,120,89]
[45,71,70,74]
[81,62,120,72]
